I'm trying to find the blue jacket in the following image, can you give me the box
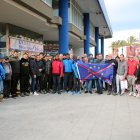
[63,59,73,72]
[0,64,5,81]
[72,62,79,79]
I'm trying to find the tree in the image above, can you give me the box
[127,36,136,45]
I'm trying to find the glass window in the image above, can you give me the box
[69,0,83,31]
[0,23,6,57]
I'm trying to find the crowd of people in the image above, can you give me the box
[0,49,140,102]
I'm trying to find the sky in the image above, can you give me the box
[103,0,140,55]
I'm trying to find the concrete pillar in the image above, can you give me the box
[84,13,90,56]
[101,37,104,59]
[95,27,99,56]
[59,0,68,54]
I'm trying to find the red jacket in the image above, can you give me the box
[127,59,138,75]
[52,60,63,77]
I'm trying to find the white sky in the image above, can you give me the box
[103,0,140,56]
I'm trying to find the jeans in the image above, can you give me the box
[96,79,103,94]
[20,74,30,93]
[85,79,92,92]
[127,75,136,92]
[11,73,20,96]
[3,80,11,97]
[31,76,36,93]
[116,74,125,94]
[73,77,80,92]
[64,72,73,91]
[53,75,61,92]
[44,74,52,91]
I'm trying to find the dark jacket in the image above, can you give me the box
[134,64,140,84]
[105,59,118,75]
[36,60,45,76]
[44,60,52,75]
[29,58,38,76]
[10,56,20,74]
[20,58,29,76]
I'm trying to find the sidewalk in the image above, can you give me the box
[0,92,140,140]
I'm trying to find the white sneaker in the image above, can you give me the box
[129,92,133,96]
[34,92,39,96]
[133,93,137,97]
[136,94,140,98]
[121,92,124,96]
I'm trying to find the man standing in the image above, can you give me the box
[36,55,45,93]
[10,50,20,98]
[20,52,30,97]
[116,54,128,95]
[95,53,104,94]
[127,55,139,96]
[44,55,52,93]
[105,54,118,95]
[52,54,63,94]
[63,53,73,93]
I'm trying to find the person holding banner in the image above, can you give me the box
[72,56,81,94]
[95,53,104,94]
[105,54,118,95]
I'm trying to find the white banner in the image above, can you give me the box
[10,37,43,53]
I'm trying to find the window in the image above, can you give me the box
[69,0,83,31]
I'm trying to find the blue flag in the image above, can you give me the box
[76,61,114,85]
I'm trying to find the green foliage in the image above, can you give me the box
[111,35,139,48]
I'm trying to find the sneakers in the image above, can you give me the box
[136,94,140,98]
[72,91,76,95]
[89,91,92,94]
[20,93,25,97]
[107,92,111,95]
[0,94,3,102]
[129,92,133,96]
[77,91,81,94]
[85,91,88,93]
[120,92,124,96]
[133,93,137,97]
[68,91,72,94]
[33,92,39,96]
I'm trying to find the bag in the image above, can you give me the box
[120,80,128,90]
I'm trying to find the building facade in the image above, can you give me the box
[0,0,112,57]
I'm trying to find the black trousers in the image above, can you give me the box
[73,77,80,92]
[64,72,73,91]
[20,74,30,93]
[36,76,44,92]
[11,73,20,96]
[53,75,61,92]
[3,80,11,97]
[44,74,52,91]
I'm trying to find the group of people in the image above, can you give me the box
[0,49,140,102]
